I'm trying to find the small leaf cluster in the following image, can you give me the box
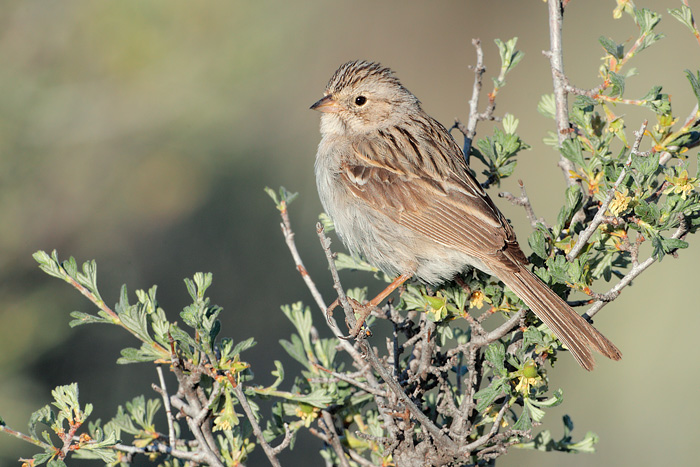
[18,383,118,466]
[472,114,531,185]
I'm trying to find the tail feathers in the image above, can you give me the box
[499,266,622,371]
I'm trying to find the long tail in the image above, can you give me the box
[498,265,622,371]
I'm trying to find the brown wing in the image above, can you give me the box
[341,121,527,271]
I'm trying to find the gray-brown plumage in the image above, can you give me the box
[311,60,621,370]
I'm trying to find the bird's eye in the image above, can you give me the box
[354,96,367,106]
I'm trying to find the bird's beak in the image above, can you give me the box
[310,95,340,113]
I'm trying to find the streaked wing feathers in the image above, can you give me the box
[342,134,527,270]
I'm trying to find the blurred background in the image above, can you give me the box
[0,0,698,465]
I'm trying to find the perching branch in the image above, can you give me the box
[316,226,459,453]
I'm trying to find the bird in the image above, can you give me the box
[310,60,621,370]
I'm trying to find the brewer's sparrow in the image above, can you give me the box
[311,60,621,370]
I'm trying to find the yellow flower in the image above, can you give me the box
[213,391,240,432]
[607,189,631,216]
[613,0,634,19]
[469,290,490,309]
[295,404,320,427]
[574,171,604,196]
[664,169,698,200]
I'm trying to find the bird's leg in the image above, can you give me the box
[347,272,413,338]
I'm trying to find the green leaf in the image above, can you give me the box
[525,399,546,423]
[532,388,564,409]
[485,342,506,375]
[265,186,299,211]
[545,255,570,285]
[634,201,660,224]
[638,32,665,53]
[68,311,112,327]
[334,253,378,272]
[502,113,519,135]
[669,6,697,32]
[522,326,547,350]
[635,8,662,35]
[608,71,625,97]
[560,139,585,167]
[641,86,671,115]
[537,94,556,120]
[232,337,257,356]
[591,253,614,281]
[47,459,67,467]
[498,161,517,178]
[661,237,689,251]
[528,230,548,260]
[512,407,532,431]
[279,335,310,369]
[118,301,151,344]
[599,36,624,59]
[474,378,506,412]
[565,185,583,212]
[632,151,660,177]
[117,344,167,364]
[573,95,597,111]
[318,212,335,232]
[685,70,700,107]
[28,405,54,439]
[494,37,524,86]
[33,250,65,280]
[32,452,55,466]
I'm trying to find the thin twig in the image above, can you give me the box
[317,223,356,330]
[567,120,648,261]
[464,38,487,159]
[498,180,546,229]
[320,411,351,467]
[0,425,53,450]
[348,449,382,467]
[111,442,212,463]
[271,423,293,456]
[416,317,435,381]
[313,364,389,397]
[280,203,327,312]
[546,0,576,184]
[551,67,605,98]
[234,384,282,467]
[460,401,511,454]
[479,308,528,344]
[154,365,176,448]
[278,206,366,364]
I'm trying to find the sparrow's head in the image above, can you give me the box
[311,60,420,136]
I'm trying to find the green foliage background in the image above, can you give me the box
[0,0,698,465]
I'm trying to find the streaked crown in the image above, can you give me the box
[324,60,409,97]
